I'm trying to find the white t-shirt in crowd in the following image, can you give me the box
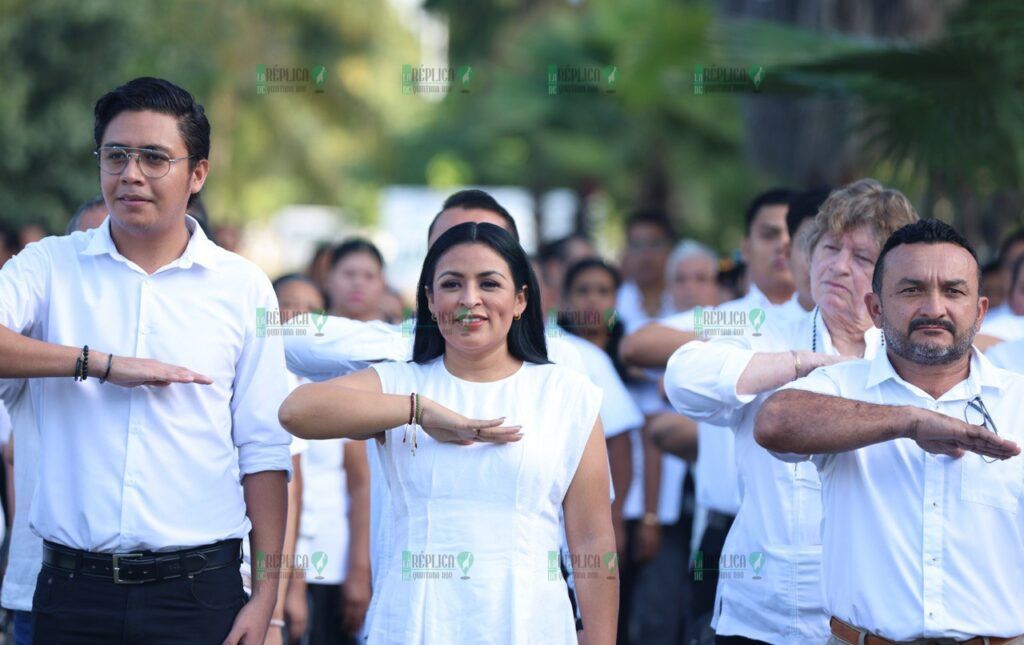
[987,337,1024,374]
[980,303,1024,341]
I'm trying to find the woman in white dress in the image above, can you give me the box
[280,222,618,644]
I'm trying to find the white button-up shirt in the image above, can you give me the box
[665,306,882,643]
[777,349,1024,640]
[659,285,800,518]
[0,216,292,552]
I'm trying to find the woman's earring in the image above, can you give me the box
[514,312,522,320]
[430,312,437,321]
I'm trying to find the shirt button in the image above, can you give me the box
[126,478,136,487]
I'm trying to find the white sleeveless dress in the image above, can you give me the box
[364,357,602,644]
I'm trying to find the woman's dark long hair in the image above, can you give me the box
[412,222,549,365]
[558,257,633,383]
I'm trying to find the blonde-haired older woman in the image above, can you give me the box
[663,179,918,644]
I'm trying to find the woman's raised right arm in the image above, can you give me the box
[278,367,407,440]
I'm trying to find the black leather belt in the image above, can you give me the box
[42,539,242,585]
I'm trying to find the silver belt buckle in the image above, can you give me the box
[112,552,145,584]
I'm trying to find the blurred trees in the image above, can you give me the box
[2,0,1023,257]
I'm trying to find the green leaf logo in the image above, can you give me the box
[311,309,328,335]
[603,551,619,578]
[748,66,764,91]
[312,64,327,91]
[749,551,765,578]
[457,551,474,579]
[457,66,473,92]
[603,65,618,92]
[749,307,766,335]
[311,551,328,579]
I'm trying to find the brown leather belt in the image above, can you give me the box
[831,617,1021,645]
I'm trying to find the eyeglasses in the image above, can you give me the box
[94,146,194,179]
[964,395,1000,463]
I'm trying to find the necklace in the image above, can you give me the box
[811,306,819,353]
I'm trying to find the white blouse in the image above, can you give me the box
[365,357,602,644]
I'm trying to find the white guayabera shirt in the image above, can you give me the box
[776,349,1024,641]
[664,306,882,644]
[0,216,293,552]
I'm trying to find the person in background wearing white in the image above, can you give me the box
[280,222,617,644]
[665,239,719,314]
[980,253,1024,343]
[664,179,919,643]
[287,265,375,645]
[0,77,292,644]
[756,219,1023,644]
[621,190,801,643]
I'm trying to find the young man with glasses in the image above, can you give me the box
[0,77,292,644]
[755,219,1023,644]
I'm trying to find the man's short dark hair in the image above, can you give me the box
[625,209,674,242]
[785,188,831,238]
[93,77,211,207]
[427,189,519,242]
[66,195,106,235]
[872,219,980,294]
[538,233,592,264]
[745,188,795,236]
[997,228,1024,266]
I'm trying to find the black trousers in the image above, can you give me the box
[306,583,357,645]
[32,562,246,644]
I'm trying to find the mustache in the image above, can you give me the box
[908,317,956,334]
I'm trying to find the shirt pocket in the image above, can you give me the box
[960,453,1023,512]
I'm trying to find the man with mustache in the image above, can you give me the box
[756,219,1023,643]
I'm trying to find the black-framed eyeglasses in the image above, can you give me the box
[94,146,194,179]
[964,395,1000,463]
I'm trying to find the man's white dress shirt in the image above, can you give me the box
[777,349,1024,641]
[0,216,292,552]
[665,306,881,643]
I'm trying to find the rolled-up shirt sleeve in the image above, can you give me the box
[232,276,293,480]
[772,366,844,466]
[664,337,757,427]
[284,315,411,381]
[0,240,51,334]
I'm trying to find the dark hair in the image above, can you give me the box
[872,219,980,294]
[625,209,674,241]
[745,188,795,236]
[93,77,211,207]
[331,238,384,270]
[1011,254,1024,295]
[413,222,548,365]
[272,272,328,307]
[785,188,831,238]
[427,189,519,243]
[561,257,622,299]
[559,258,631,381]
[66,195,106,234]
[538,233,592,265]
[997,228,1024,266]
